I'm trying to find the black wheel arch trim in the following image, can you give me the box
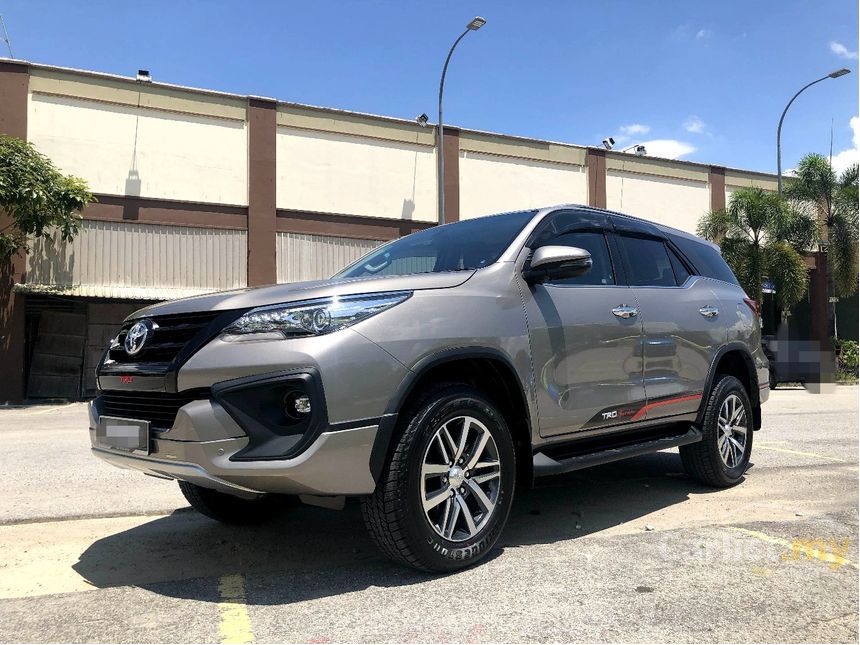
[369,346,533,482]
[697,342,761,429]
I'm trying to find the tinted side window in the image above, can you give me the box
[536,231,615,286]
[667,246,691,284]
[672,236,740,286]
[619,235,676,287]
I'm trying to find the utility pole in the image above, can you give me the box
[0,15,14,58]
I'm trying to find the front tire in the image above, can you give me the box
[680,375,753,487]
[178,481,280,524]
[361,385,516,572]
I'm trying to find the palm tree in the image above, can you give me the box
[785,154,859,338]
[697,187,813,312]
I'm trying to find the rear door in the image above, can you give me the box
[518,209,646,437]
[611,219,724,421]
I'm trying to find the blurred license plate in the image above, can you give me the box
[97,416,150,454]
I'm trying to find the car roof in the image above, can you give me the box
[534,203,720,252]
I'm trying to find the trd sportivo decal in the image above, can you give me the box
[584,392,703,429]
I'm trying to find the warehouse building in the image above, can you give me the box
[0,59,848,402]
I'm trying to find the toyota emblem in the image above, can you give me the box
[124,320,152,356]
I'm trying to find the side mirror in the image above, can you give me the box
[523,245,593,284]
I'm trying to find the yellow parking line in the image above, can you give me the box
[218,574,255,644]
[729,527,857,571]
[730,527,787,546]
[754,444,844,462]
[29,406,71,415]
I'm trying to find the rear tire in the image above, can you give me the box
[178,481,280,524]
[361,384,516,572]
[680,375,753,487]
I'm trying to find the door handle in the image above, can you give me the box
[699,305,719,318]
[612,305,639,319]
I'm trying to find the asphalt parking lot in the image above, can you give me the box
[0,386,857,643]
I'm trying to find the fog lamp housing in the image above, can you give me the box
[212,369,328,461]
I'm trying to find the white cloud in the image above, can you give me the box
[619,123,650,136]
[672,25,713,42]
[831,116,860,174]
[684,116,706,134]
[831,148,858,174]
[638,139,697,160]
[830,41,858,60]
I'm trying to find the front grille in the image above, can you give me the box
[98,389,210,430]
[104,311,221,373]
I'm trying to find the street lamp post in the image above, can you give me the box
[437,16,486,224]
[777,68,850,195]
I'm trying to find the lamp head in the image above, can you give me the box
[467,16,486,31]
[415,113,429,128]
[602,137,615,150]
[828,68,851,78]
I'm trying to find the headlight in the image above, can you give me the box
[220,291,411,341]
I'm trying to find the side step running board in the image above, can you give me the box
[533,427,703,477]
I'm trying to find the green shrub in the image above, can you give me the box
[834,339,859,378]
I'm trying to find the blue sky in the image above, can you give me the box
[2,0,858,173]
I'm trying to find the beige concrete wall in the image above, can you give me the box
[28,67,247,120]
[275,126,437,222]
[277,104,435,147]
[459,131,587,166]
[24,220,247,299]
[458,151,588,219]
[605,169,710,233]
[277,232,382,283]
[725,186,736,206]
[724,171,779,209]
[27,93,248,205]
[725,170,779,191]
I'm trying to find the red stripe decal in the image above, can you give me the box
[630,393,703,422]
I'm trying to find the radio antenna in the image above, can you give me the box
[0,15,13,58]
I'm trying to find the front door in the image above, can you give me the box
[518,210,646,437]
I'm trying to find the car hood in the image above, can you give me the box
[127,270,476,319]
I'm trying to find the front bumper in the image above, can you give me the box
[88,398,380,496]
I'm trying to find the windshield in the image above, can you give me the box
[333,210,536,279]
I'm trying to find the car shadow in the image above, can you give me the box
[72,451,729,605]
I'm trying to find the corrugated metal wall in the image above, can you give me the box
[24,221,248,299]
[277,232,383,283]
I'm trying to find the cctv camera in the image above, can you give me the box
[416,113,429,127]
[602,137,615,150]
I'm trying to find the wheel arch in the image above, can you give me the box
[697,342,761,430]
[369,347,534,486]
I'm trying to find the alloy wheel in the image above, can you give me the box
[420,415,502,542]
[717,393,748,468]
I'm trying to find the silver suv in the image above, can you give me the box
[91,205,769,571]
